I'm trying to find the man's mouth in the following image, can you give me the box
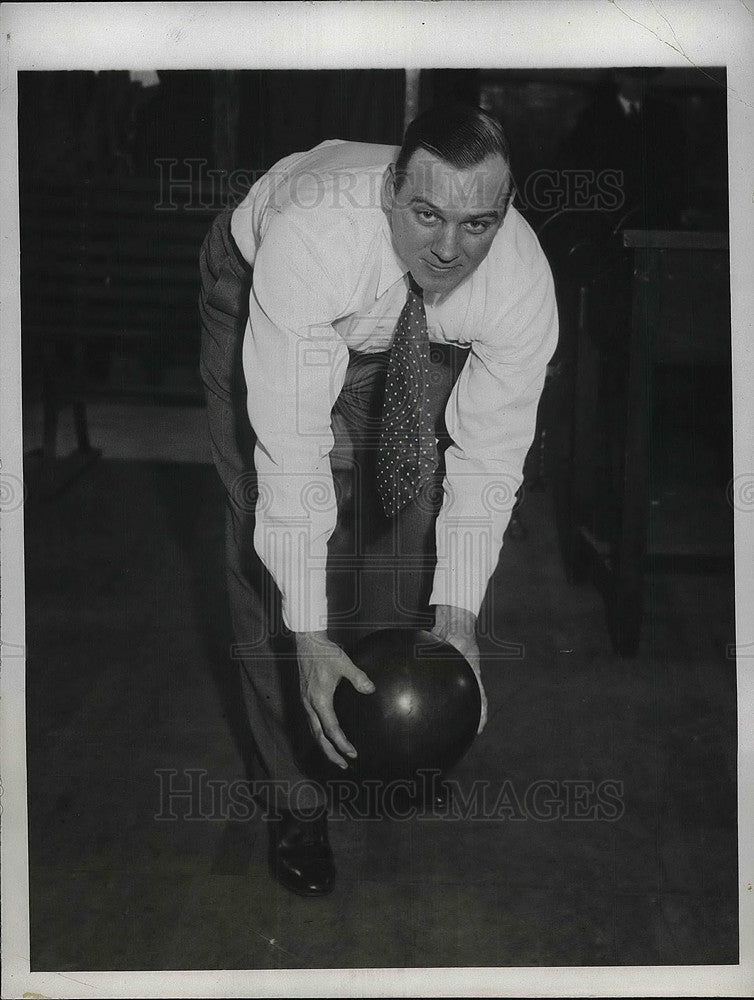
[424,260,459,273]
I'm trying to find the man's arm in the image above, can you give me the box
[244,215,348,633]
[429,238,559,688]
[243,214,374,766]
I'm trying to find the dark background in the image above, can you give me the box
[18,68,737,971]
[17,66,728,398]
[18,66,727,215]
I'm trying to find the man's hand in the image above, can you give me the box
[431,605,487,734]
[295,631,375,768]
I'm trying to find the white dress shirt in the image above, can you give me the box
[618,94,642,117]
[231,140,558,632]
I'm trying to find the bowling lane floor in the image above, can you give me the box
[23,453,738,971]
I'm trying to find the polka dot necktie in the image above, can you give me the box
[376,273,438,517]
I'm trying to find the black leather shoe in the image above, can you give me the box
[268,810,336,897]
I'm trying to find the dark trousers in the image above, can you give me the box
[198,208,464,811]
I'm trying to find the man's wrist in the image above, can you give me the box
[294,629,329,646]
[432,603,477,636]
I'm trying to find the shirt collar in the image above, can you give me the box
[376,213,409,299]
[618,94,640,116]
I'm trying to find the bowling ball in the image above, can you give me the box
[334,627,481,782]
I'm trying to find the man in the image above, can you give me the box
[199,104,558,896]
[555,68,688,230]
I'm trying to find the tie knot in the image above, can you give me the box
[407,272,424,298]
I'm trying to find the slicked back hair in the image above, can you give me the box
[394,104,511,190]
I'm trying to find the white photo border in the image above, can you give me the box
[1,2,752,997]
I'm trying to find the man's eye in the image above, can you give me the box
[417,210,438,223]
[465,221,490,234]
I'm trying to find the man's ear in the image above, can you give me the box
[502,164,517,218]
[381,164,397,214]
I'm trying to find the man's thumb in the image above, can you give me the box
[349,666,375,694]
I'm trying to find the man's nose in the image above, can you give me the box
[431,224,460,263]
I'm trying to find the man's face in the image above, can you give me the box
[383,147,512,295]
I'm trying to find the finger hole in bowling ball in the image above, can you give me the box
[333,627,481,784]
